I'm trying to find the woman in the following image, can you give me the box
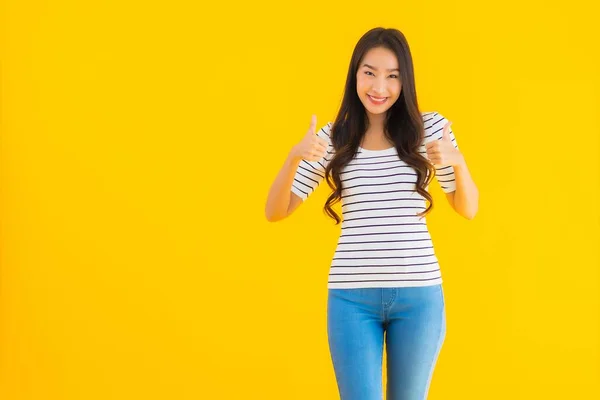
[265,27,479,400]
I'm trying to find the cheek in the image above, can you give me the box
[356,77,367,92]
[392,82,402,97]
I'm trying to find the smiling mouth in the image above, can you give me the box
[368,95,388,104]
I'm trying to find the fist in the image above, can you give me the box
[425,121,463,167]
[291,115,328,162]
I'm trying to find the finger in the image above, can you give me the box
[426,147,439,157]
[310,152,324,161]
[314,141,328,152]
[433,155,445,165]
[427,150,439,160]
[317,137,328,147]
[425,140,438,150]
[309,114,317,133]
[442,121,452,141]
[307,148,321,159]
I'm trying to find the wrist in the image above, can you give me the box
[287,147,302,164]
[453,153,467,169]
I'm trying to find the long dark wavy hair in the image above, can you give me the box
[323,27,437,225]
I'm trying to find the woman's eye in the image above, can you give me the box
[364,71,398,79]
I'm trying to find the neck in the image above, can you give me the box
[365,111,387,136]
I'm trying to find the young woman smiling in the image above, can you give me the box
[265,27,479,400]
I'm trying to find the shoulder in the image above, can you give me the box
[316,121,333,144]
[421,111,449,144]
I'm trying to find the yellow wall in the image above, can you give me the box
[2,1,599,399]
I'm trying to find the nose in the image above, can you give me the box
[372,78,387,94]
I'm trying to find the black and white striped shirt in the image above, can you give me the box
[291,112,459,289]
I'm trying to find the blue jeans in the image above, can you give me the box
[327,285,447,400]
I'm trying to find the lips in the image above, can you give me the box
[367,95,387,105]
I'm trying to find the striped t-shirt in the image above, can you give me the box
[291,111,459,289]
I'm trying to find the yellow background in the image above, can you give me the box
[2,0,599,399]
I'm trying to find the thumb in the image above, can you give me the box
[309,114,317,134]
[442,121,452,141]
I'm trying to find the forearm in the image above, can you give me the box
[265,151,301,221]
[452,155,479,219]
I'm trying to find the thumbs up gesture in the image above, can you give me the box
[291,115,329,163]
[425,121,464,167]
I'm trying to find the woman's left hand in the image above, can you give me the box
[425,121,464,167]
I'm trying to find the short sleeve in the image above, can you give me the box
[290,122,334,201]
[422,112,459,193]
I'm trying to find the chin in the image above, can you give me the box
[361,96,396,115]
[364,103,392,115]
[366,107,388,115]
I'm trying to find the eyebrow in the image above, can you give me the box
[362,63,400,72]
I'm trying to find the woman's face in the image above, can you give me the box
[356,47,402,118]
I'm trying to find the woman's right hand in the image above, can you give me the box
[290,115,329,162]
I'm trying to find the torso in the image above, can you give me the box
[329,144,440,289]
[360,132,395,150]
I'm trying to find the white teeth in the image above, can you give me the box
[369,95,386,101]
